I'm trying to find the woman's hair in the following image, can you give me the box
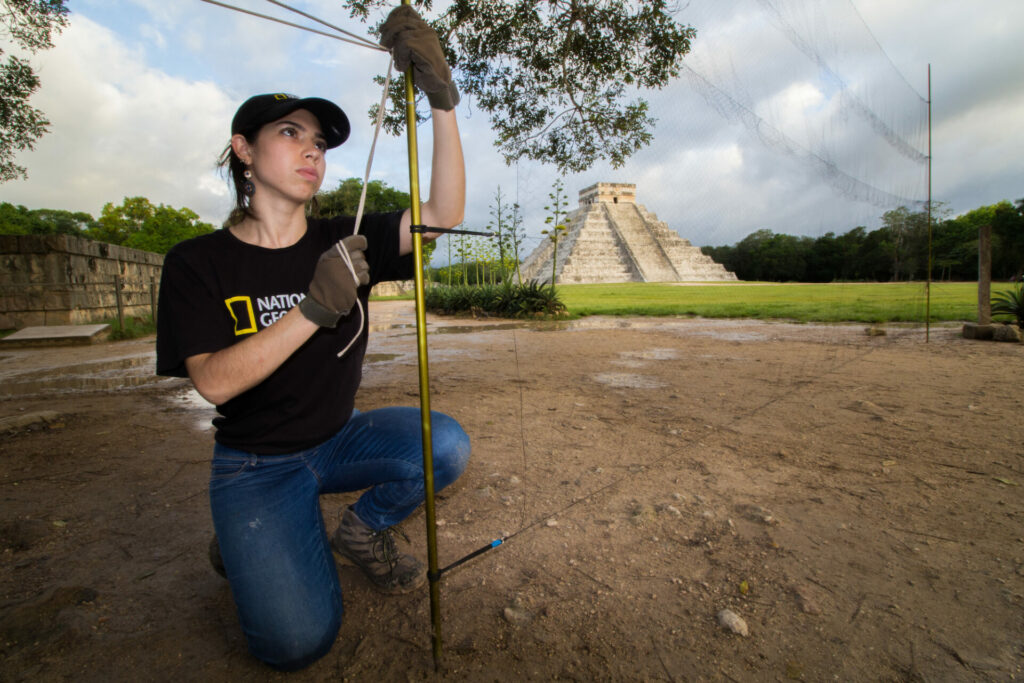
[217,136,256,227]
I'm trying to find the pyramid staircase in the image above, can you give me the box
[520,183,736,284]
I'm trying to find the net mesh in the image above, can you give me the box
[503,0,928,252]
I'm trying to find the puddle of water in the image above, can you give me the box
[592,372,665,389]
[367,323,415,333]
[364,353,402,363]
[168,388,217,432]
[431,322,528,335]
[685,330,768,342]
[619,348,680,361]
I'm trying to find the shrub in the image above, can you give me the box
[104,315,156,341]
[991,282,1024,327]
[425,282,567,318]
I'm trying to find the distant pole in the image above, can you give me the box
[926,64,933,343]
[150,275,158,323]
[114,275,125,330]
[978,224,992,324]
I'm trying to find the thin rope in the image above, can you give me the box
[512,329,528,531]
[263,0,381,50]
[846,0,925,100]
[336,55,395,359]
[197,0,387,51]
[351,57,395,239]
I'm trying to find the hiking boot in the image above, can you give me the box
[331,507,425,594]
[209,534,226,578]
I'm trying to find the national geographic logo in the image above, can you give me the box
[224,296,257,336]
[224,293,305,335]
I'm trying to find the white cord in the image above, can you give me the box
[336,55,395,358]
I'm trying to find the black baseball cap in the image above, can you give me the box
[231,93,350,149]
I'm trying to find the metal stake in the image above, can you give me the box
[399,0,443,669]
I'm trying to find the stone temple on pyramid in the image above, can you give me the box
[519,182,737,284]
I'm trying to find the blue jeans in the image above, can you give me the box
[208,407,470,671]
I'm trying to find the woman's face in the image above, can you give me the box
[240,108,327,205]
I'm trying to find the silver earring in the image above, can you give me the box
[242,168,255,196]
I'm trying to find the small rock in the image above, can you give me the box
[545,518,558,527]
[671,492,685,502]
[735,504,778,525]
[664,505,682,517]
[717,609,749,636]
[503,596,533,625]
[793,585,822,615]
[508,475,521,486]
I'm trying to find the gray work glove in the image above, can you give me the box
[380,5,460,111]
[298,235,370,328]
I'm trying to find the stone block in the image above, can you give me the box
[962,323,995,340]
[992,324,1023,343]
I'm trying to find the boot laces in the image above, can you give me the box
[371,526,409,570]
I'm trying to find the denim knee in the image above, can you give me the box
[432,412,470,489]
[258,608,342,672]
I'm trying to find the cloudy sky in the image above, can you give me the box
[1,0,1022,254]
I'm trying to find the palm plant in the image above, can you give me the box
[991,282,1024,327]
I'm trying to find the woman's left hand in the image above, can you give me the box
[379,5,459,111]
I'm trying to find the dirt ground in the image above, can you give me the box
[1,300,1022,682]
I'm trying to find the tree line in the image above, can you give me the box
[701,200,1024,282]
[0,177,432,258]
[0,197,216,254]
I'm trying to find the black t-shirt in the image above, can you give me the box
[156,213,413,454]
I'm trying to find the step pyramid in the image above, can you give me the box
[520,183,737,284]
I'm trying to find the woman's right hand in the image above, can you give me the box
[298,235,370,327]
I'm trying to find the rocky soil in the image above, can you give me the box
[1,301,1022,681]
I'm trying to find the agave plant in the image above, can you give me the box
[991,281,1024,327]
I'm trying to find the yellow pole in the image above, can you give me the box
[399,0,443,669]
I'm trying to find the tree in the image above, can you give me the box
[0,0,69,182]
[87,196,214,254]
[541,178,569,285]
[486,186,511,282]
[314,176,436,270]
[991,199,1024,280]
[347,0,696,174]
[508,200,525,284]
[0,201,94,234]
[314,177,410,216]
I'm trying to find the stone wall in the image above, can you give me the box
[0,235,164,329]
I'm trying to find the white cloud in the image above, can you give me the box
[1,16,235,222]
[2,0,1022,249]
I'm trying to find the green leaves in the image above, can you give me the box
[991,282,1024,328]
[424,281,567,317]
[313,177,411,217]
[0,0,70,182]
[0,54,47,181]
[346,0,694,173]
[89,197,215,254]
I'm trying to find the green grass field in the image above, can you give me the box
[554,281,991,323]
[386,281,1009,323]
